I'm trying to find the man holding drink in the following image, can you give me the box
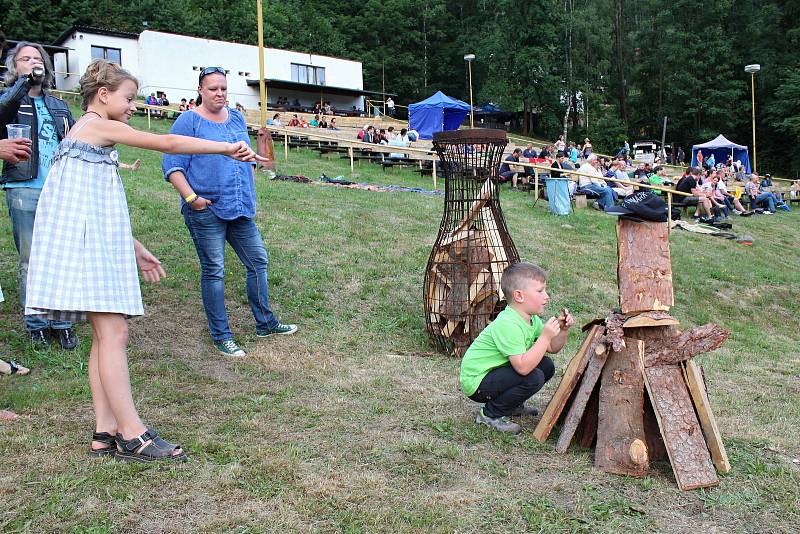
[0,41,78,349]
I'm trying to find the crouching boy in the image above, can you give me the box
[459,262,574,434]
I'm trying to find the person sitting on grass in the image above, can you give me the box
[459,262,574,434]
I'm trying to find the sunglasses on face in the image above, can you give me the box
[199,66,226,83]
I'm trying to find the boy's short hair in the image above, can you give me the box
[501,262,547,297]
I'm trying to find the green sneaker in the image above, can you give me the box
[256,322,298,337]
[214,339,246,357]
[475,409,521,434]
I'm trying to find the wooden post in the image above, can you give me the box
[432,160,437,189]
[283,131,288,161]
[595,339,649,476]
[349,146,354,174]
[667,191,673,235]
[616,219,674,314]
[146,107,151,129]
[534,169,539,201]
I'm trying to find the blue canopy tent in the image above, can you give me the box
[691,134,751,173]
[408,91,471,140]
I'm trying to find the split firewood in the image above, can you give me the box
[553,341,609,450]
[683,360,731,474]
[600,311,626,352]
[644,324,729,368]
[623,311,679,328]
[451,178,495,236]
[534,325,603,443]
[641,361,719,490]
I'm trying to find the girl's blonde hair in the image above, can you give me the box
[79,59,138,111]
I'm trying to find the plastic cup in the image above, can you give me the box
[6,124,31,140]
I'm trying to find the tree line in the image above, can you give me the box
[4,0,799,174]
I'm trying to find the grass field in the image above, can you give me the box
[1,113,798,533]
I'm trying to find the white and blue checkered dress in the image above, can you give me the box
[24,138,143,321]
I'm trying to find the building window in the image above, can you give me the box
[91,45,122,65]
[291,63,325,86]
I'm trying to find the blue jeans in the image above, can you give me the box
[182,206,279,342]
[755,192,776,212]
[5,187,71,332]
[582,183,615,209]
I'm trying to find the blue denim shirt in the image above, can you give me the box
[162,109,256,220]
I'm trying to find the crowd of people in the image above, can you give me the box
[498,136,795,221]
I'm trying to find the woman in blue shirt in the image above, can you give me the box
[163,68,297,357]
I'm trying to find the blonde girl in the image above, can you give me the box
[24,60,264,462]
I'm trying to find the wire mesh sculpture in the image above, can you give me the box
[424,129,520,357]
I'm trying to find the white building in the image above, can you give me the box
[52,26,381,111]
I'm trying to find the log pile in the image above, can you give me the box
[534,219,731,490]
[425,130,519,357]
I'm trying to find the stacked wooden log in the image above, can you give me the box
[533,219,731,490]
[425,178,515,357]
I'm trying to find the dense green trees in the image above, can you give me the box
[2,0,798,173]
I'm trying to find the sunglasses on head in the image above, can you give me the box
[199,66,226,83]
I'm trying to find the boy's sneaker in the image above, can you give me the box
[510,403,539,417]
[256,323,298,337]
[763,210,773,215]
[778,204,791,212]
[592,201,602,211]
[476,409,521,434]
[215,339,246,357]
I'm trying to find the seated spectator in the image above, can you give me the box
[188,98,196,109]
[288,114,301,127]
[161,93,170,106]
[577,155,615,210]
[386,126,398,140]
[145,92,157,105]
[633,163,649,181]
[329,118,339,130]
[312,102,322,115]
[235,102,245,113]
[675,167,714,219]
[179,98,188,112]
[388,136,408,159]
[406,128,419,142]
[318,117,328,128]
[539,145,552,159]
[717,173,747,214]
[610,160,634,198]
[309,115,320,127]
[568,142,579,164]
[647,165,672,194]
[499,148,523,186]
[745,173,787,213]
[324,102,332,115]
[522,143,537,159]
[702,174,730,219]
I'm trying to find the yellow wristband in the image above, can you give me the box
[184,193,198,204]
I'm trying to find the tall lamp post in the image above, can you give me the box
[464,54,475,128]
[744,63,760,173]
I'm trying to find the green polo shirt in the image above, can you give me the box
[459,306,544,396]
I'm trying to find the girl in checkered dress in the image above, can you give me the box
[25,60,264,462]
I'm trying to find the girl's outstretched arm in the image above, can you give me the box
[94,120,265,162]
[133,239,166,283]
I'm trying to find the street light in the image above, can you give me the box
[744,63,760,173]
[464,54,475,128]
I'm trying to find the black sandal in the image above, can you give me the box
[114,429,187,463]
[88,431,116,457]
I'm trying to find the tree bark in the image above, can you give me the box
[616,219,674,314]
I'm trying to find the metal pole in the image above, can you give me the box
[467,60,474,128]
[147,107,151,129]
[257,0,267,127]
[284,131,288,161]
[382,60,386,117]
[432,159,437,189]
[751,72,757,173]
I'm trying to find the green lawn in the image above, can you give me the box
[0,112,798,533]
